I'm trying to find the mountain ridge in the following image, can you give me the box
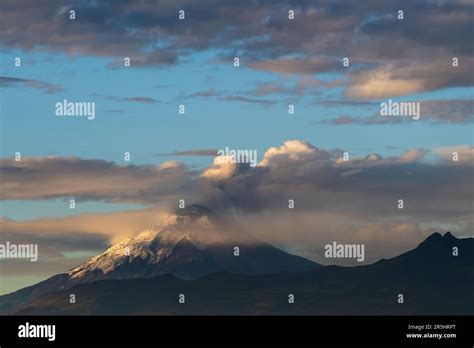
[9,231,473,315]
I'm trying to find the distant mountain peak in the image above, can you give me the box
[444,231,455,239]
[401,231,466,261]
[424,232,443,242]
[422,231,457,245]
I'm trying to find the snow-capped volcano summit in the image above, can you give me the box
[69,205,318,282]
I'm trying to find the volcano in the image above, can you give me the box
[0,205,319,314]
[68,204,318,282]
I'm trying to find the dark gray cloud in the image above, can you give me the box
[1,142,472,222]
[0,75,63,94]
[316,99,378,108]
[322,99,474,125]
[323,115,358,125]
[200,141,473,222]
[421,99,474,124]
[346,58,474,99]
[178,89,223,100]
[116,96,160,104]
[0,228,109,278]
[218,95,276,107]
[155,149,218,157]
[245,78,342,98]
[0,0,472,97]
[173,89,275,106]
[1,230,108,254]
[0,157,197,203]
[90,93,160,104]
[153,84,173,89]
[248,58,341,75]
[104,109,126,114]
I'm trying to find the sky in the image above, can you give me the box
[0,0,473,295]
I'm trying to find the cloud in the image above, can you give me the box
[175,89,279,106]
[316,100,377,108]
[433,145,474,163]
[248,82,286,96]
[347,60,474,99]
[218,96,276,107]
[249,58,339,75]
[180,89,222,99]
[0,157,196,203]
[347,68,426,99]
[200,141,473,224]
[155,149,218,157]
[117,96,160,104]
[0,75,63,94]
[1,142,472,223]
[153,84,173,89]
[397,148,427,163]
[106,49,178,68]
[201,155,250,181]
[323,99,474,125]
[246,78,341,97]
[421,99,474,124]
[0,140,472,270]
[241,211,435,264]
[91,93,160,104]
[0,207,170,289]
[323,116,357,125]
[1,1,471,96]
[104,109,126,114]
[0,207,169,245]
[258,140,330,167]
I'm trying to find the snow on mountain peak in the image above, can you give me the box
[68,205,232,280]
